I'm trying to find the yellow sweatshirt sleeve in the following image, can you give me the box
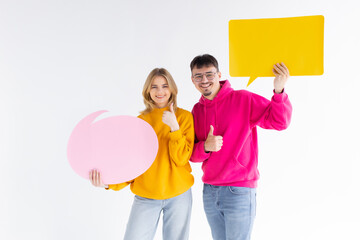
[168,111,195,167]
[107,180,134,191]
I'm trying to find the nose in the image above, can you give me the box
[156,87,164,94]
[200,74,208,83]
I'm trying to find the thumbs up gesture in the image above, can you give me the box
[204,125,223,152]
[162,103,180,132]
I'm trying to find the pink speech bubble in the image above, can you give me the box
[67,111,158,185]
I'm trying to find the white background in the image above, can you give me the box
[1,0,359,239]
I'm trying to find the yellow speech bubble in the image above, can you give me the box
[229,15,324,86]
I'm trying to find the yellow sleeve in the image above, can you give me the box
[168,112,195,167]
[106,180,133,191]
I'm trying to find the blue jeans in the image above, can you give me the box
[124,189,192,240]
[203,184,256,240]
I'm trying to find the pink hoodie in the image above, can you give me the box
[190,80,292,188]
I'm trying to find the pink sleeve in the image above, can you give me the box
[250,90,292,130]
[190,140,210,163]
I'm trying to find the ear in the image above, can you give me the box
[217,71,222,79]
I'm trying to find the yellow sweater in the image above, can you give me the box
[107,107,195,200]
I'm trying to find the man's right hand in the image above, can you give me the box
[204,125,223,152]
[89,169,108,188]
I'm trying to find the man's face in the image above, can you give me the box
[191,65,221,100]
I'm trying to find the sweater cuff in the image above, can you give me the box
[169,129,182,141]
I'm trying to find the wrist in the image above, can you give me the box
[204,142,210,153]
[170,123,180,132]
[274,88,284,94]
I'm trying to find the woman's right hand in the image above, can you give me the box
[162,103,179,132]
[89,169,108,188]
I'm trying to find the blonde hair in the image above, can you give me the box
[140,68,178,115]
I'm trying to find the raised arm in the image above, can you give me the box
[250,63,292,130]
[163,107,195,167]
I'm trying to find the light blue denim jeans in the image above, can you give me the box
[203,184,256,240]
[124,189,192,240]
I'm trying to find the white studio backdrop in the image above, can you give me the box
[1,0,359,239]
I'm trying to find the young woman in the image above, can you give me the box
[90,68,195,240]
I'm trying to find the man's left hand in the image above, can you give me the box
[272,62,290,94]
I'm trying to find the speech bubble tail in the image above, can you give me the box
[246,76,257,87]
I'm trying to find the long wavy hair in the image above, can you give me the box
[140,68,178,115]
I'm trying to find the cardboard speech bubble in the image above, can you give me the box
[229,15,324,86]
[67,111,158,185]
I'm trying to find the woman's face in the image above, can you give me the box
[149,76,171,108]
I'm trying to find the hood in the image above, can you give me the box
[198,80,233,105]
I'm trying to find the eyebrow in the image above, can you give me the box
[151,83,169,86]
[194,71,214,76]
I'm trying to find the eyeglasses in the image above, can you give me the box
[192,72,218,82]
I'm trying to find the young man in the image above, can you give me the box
[190,54,292,240]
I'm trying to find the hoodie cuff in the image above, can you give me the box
[198,141,211,159]
[272,89,287,102]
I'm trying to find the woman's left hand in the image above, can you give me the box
[162,103,180,132]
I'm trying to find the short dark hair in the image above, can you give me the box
[190,54,219,72]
